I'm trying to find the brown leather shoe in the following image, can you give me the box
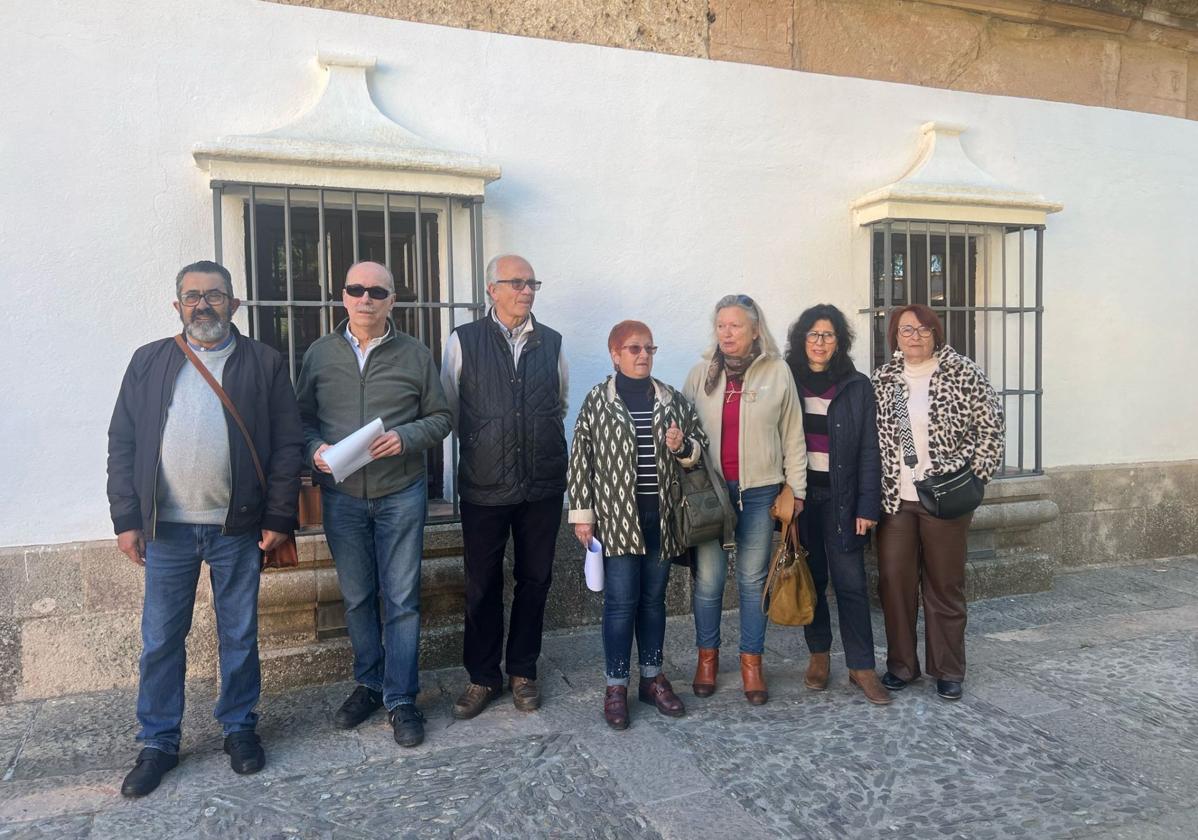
[452,682,502,720]
[638,674,686,718]
[604,685,629,730]
[508,676,541,712]
[849,669,893,706]
[805,652,830,691]
[739,653,768,705]
[693,648,718,698]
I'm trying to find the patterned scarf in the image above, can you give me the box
[704,346,760,395]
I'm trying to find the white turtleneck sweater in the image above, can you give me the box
[899,356,938,502]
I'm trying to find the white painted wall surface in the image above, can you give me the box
[2,0,1196,546]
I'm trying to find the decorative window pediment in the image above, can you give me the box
[193,52,500,196]
[852,122,1061,227]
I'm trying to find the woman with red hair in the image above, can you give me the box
[567,320,708,730]
[872,305,1004,701]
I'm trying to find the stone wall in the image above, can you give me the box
[266,0,1198,120]
[3,459,1193,702]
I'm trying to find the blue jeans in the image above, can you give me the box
[692,482,778,655]
[322,480,426,709]
[602,511,670,686]
[137,522,262,754]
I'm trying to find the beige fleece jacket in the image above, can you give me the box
[682,353,808,501]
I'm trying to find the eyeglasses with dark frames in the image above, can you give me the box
[344,284,393,300]
[621,344,658,356]
[898,325,934,338]
[492,279,543,292]
[179,290,231,307]
[805,331,837,344]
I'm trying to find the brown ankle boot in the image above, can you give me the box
[739,653,768,705]
[849,669,893,706]
[604,685,629,730]
[638,674,686,717]
[805,652,830,690]
[693,648,718,698]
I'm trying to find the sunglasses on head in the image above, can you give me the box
[344,284,392,300]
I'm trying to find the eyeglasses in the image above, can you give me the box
[622,344,658,356]
[492,279,543,292]
[344,284,392,300]
[179,290,230,307]
[805,331,836,344]
[735,294,756,309]
[898,325,934,338]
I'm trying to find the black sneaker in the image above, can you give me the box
[121,747,178,798]
[224,731,266,775]
[881,671,909,691]
[334,685,384,729]
[936,679,964,701]
[389,704,425,748]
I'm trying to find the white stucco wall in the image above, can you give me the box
[2,0,1196,547]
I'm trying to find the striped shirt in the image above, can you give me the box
[798,369,836,490]
[615,372,660,512]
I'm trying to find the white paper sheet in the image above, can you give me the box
[584,538,604,592]
[323,417,386,483]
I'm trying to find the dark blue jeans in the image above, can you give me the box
[138,522,262,754]
[799,486,876,669]
[322,480,426,709]
[692,482,777,655]
[602,511,670,686]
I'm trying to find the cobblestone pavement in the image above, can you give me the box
[3,557,1198,839]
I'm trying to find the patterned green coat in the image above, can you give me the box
[567,376,708,560]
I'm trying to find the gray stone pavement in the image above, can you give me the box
[2,557,1198,839]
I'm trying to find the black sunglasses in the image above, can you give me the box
[344,284,392,300]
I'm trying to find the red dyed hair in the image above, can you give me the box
[886,304,945,353]
[608,320,653,355]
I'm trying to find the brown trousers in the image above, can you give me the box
[876,501,973,682]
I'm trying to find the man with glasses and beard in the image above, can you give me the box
[107,260,304,797]
[440,254,569,720]
[296,261,452,748]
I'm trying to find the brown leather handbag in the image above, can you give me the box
[761,489,816,626]
[174,335,300,570]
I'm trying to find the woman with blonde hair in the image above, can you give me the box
[682,295,807,705]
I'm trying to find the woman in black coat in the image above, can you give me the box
[784,304,888,705]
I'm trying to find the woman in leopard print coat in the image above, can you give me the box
[872,305,1004,703]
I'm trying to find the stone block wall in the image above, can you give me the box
[267,0,1198,121]
[2,459,1193,701]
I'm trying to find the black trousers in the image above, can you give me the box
[460,495,563,687]
[798,487,877,670]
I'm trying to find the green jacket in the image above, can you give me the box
[296,321,452,499]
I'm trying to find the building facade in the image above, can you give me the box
[1,0,1195,701]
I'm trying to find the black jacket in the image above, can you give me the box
[796,371,882,552]
[454,314,567,505]
[106,327,305,538]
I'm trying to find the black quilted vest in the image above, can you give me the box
[455,314,567,505]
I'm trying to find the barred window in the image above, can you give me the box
[211,182,487,519]
[863,220,1044,477]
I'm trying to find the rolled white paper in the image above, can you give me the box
[323,417,385,483]
[584,538,604,592]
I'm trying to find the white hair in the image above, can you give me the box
[703,294,781,358]
[485,254,532,287]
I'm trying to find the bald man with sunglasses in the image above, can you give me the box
[296,261,452,748]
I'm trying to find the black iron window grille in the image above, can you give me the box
[209,181,487,519]
[862,220,1044,477]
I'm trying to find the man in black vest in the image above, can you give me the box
[441,254,569,719]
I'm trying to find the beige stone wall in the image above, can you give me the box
[266,0,1198,120]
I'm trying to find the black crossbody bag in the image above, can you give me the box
[893,382,985,520]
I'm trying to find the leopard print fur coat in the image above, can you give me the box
[872,345,1005,515]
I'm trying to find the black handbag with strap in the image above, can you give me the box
[174,334,299,569]
[892,381,985,520]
